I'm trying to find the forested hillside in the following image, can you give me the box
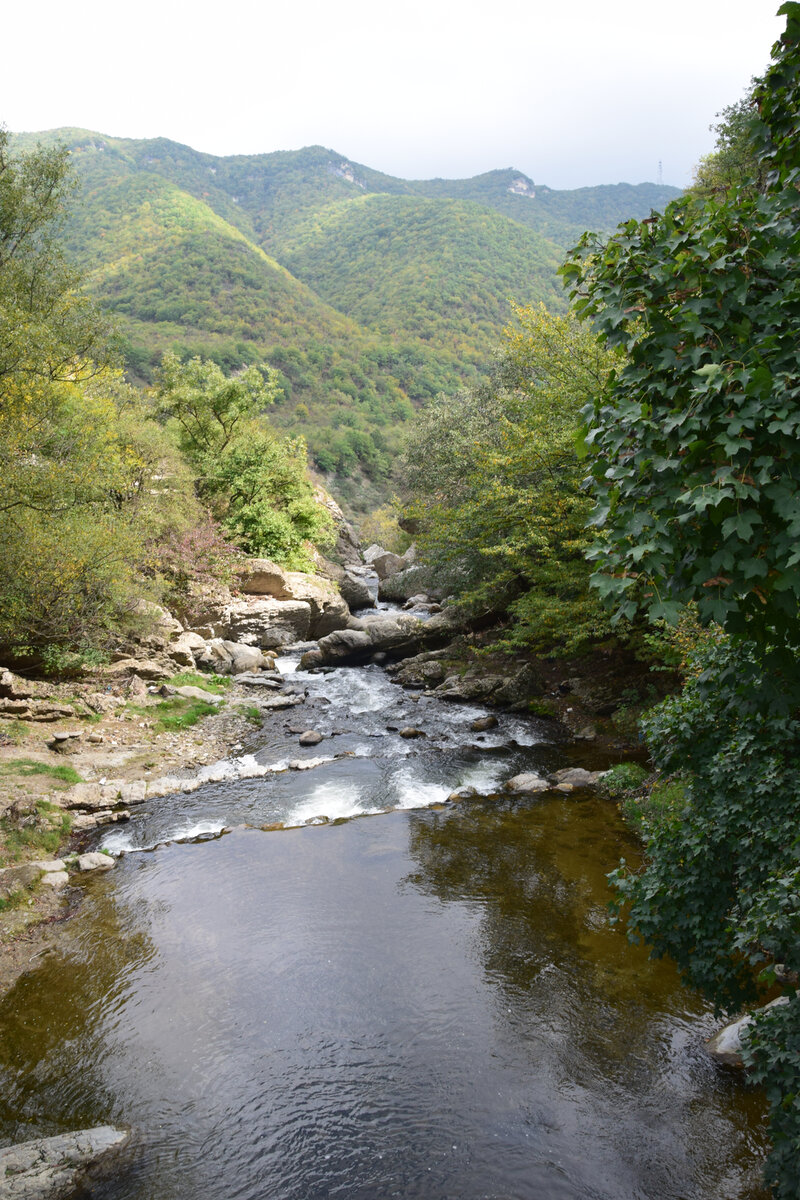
[11,128,678,509]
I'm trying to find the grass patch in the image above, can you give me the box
[0,759,83,785]
[600,762,650,800]
[0,803,73,865]
[236,704,262,725]
[168,671,232,695]
[0,720,29,746]
[130,697,221,732]
[527,698,556,718]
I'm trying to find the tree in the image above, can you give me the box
[156,353,333,567]
[562,7,800,1193]
[0,128,112,393]
[401,304,621,654]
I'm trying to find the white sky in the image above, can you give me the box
[3,1,784,189]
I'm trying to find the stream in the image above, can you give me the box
[0,649,770,1199]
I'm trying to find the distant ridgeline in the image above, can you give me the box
[12,130,679,509]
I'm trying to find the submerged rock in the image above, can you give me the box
[0,1125,129,1199]
[298,730,324,746]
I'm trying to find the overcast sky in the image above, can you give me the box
[4,1,784,189]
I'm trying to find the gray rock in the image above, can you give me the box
[549,767,601,788]
[399,727,426,739]
[448,786,478,802]
[221,598,313,649]
[298,730,324,746]
[232,672,283,688]
[76,852,115,872]
[0,1125,129,1199]
[170,685,223,705]
[470,716,498,732]
[29,859,66,873]
[40,871,69,890]
[220,641,269,674]
[119,781,147,805]
[506,773,550,794]
[706,996,790,1067]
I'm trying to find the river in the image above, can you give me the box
[0,651,770,1199]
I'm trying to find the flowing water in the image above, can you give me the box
[0,654,770,1199]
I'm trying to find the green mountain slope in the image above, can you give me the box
[280,194,566,364]
[11,128,681,510]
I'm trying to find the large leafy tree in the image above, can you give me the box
[563,7,800,1193]
[401,304,620,654]
[155,353,333,567]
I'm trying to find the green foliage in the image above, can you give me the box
[690,87,766,202]
[573,11,800,1191]
[10,128,678,510]
[600,761,650,799]
[0,800,73,865]
[155,351,279,458]
[155,353,333,567]
[402,305,622,655]
[562,11,800,646]
[236,704,262,725]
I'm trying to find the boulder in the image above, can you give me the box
[320,560,378,609]
[298,730,324,746]
[706,995,790,1067]
[102,658,172,681]
[433,674,506,702]
[0,863,43,900]
[221,599,312,649]
[76,852,115,872]
[378,566,430,602]
[167,631,207,667]
[0,1126,129,1199]
[549,767,602,788]
[506,773,550,794]
[470,715,498,732]
[220,641,270,674]
[237,558,291,596]
[237,561,351,638]
[370,551,407,580]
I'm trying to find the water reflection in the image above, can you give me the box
[0,799,770,1199]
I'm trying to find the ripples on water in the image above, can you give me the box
[0,660,770,1199]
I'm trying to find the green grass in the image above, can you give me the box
[0,802,73,865]
[0,759,83,785]
[0,720,29,745]
[168,671,232,695]
[600,762,650,800]
[129,697,221,731]
[527,698,557,718]
[236,704,262,725]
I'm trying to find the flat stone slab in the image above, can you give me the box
[233,673,284,688]
[0,1125,129,1199]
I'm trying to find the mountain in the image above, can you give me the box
[12,128,681,509]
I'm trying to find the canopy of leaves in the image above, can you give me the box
[401,305,621,654]
[562,9,800,646]
[563,7,800,1192]
[156,353,333,569]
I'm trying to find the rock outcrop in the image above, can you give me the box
[0,1125,129,1199]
